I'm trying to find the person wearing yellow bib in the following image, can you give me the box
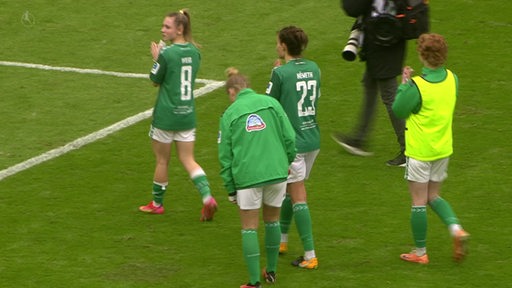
[392,33,470,264]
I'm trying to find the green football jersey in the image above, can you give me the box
[266,58,321,153]
[150,43,201,131]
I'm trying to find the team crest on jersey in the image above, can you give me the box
[246,114,266,132]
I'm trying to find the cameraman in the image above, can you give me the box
[332,0,406,167]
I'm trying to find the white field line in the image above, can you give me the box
[0,61,225,181]
[0,60,219,84]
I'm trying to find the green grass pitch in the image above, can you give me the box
[0,0,511,287]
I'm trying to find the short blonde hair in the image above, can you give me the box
[225,67,249,93]
[417,33,448,68]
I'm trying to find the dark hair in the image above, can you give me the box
[225,67,249,93]
[278,26,308,57]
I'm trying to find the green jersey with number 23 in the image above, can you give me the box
[266,59,321,153]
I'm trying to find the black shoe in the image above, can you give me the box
[291,256,304,267]
[386,151,406,167]
[331,133,373,156]
[263,270,276,283]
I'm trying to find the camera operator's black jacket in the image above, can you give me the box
[341,0,406,79]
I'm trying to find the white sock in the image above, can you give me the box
[202,195,212,205]
[305,250,316,260]
[415,247,427,256]
[449,224,463,237]
[280,234,288,243]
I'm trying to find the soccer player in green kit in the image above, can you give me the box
[139,9,218,221]
[219,68,296,288]
[392,33,470,264]
[266,26,321,269]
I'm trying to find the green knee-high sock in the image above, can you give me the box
[152,182,167,205]
[293,203,315,252]
[429,197,460,226]
[280,194,293,234]
[265,221,281,273]
[411,206,427,249]
[242,229,260,285]
[192,174,212,201]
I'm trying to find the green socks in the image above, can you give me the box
[242,229,260,285]
[265,221,281,273]
[411,206,427,249]
[280,194,293,234]
[410,198,461,252]
[191,174,212,202]
[293,203,315,252]
[152,182,167,205]
[429,197,460,226]
[241,224,280,284]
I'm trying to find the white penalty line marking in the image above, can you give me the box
[0,61,225,181]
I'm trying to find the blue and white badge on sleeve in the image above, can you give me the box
[151,62,160,74]
[265,81,273,94]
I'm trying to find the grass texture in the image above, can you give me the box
[0,0,511,287]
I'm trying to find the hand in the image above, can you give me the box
[273,59,282,67]
[402,66,414,84]
[150,41,161,61]
[158,40,166,49]
[228,192,237,205]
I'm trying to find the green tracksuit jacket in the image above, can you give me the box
[218,88,296,194]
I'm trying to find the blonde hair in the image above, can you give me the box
[417,33,448,68]
[225,67,249,93]
[166,9,200,47]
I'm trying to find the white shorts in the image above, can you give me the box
[405,157,449,183]
[237,181,287,210]
[149,125,196,144]
[288,149,319,183]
